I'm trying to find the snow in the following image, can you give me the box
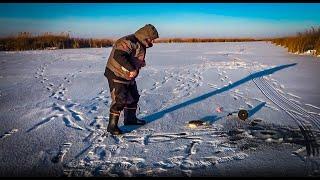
[303,50,317,56]
[0,41,320,177]
[292,49,318,57]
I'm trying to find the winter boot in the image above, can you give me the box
[107,113,123,135]
[124,107,146,125]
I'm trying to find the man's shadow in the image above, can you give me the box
[120,63,297,133]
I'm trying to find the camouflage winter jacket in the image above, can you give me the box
[105,24,159,81]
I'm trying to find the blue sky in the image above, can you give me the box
[0,3,320,38]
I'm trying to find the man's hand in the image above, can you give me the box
[141,60,146,67]
[128,70,138,79]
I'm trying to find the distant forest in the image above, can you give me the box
[271,27,320,56]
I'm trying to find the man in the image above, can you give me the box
[104,24,159,135]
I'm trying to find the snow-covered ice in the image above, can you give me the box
[0,41,320,177]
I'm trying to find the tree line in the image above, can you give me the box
[0,32,114,51]
[271,27,320,56]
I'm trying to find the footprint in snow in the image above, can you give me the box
[63,115,84,130]
[89,105,99,113]
[27,114,63,132]
[51,142,72,163]
[109,145,122,155]
[0,128,18,139]
[69,108,85,121]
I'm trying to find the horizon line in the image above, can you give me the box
[0,33,294,40]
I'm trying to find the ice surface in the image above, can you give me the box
[0,42,320,176]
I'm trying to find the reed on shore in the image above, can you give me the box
[271,27,320,56]
[0,32,114,51]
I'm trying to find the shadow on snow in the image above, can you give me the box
[200,101,267,124]
[120,63,297,133]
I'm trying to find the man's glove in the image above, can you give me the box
[141,60,146,67]
[128,69,138,79]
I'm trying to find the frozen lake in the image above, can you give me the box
[0,41,320,177]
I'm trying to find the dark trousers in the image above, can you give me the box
[105,69,140,114]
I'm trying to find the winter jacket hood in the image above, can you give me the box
[134,24,159,47]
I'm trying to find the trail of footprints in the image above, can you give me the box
[64,128,233,176]
[30,55,320,175]
[63,118,312,177]
[34,58,76,102]
[32,58,112,132]
[27,102,87,132]
[32,58,115,168]
[142,58,265,114]
[143,66,204,111]
[62,59,319,176]
[147,67,203,96]
[89,89,111,114]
